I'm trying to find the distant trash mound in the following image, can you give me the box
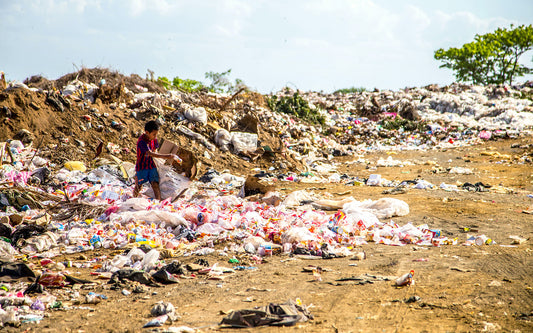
[24,67,166,94]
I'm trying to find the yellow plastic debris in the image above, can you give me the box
[64,161,87,172]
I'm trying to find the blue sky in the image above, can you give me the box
[1,0,532,92]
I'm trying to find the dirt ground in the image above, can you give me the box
[4,137,531,333]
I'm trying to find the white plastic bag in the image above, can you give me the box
[360,198,409,219]
[231,132,257,154]
[281,227,317,244]
[282,190,316,208]
[343,198,409,219]
[184,107,207,125]
[195,223,226,235]
[214,129,232,151]
[142,249,160,271]
[110,210,190,228]
[366,174,382,186]
[142,161,191,200]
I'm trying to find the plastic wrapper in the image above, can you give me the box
[231,132,257,154]
[0,240,17,262]
[20,231,58,254]
[343,198,409,219]
[281,227,318,244]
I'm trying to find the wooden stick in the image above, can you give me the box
[219,87,245,112]
[28,137,44,168]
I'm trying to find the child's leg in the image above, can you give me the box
[151,182,161,201]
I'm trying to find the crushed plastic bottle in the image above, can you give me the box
[395,270,415,286]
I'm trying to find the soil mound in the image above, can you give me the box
[0,80,302,175]
[25,67,166,94]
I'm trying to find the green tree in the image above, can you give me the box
[334,87,367,94]
[171,76,206,92]
[205,69,247,93]
[435,24,533,85]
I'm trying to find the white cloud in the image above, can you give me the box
[124,0,184,17]
[210,0,253,38]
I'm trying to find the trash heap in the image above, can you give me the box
[0,69,531,327]
[0,138,494,263]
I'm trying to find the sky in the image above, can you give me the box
[1,0,532,93]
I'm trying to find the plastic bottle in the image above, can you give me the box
[395,270,415,286]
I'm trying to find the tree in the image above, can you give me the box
[205,69,248,93]
[435,24,533,85]
[156,70,247,93]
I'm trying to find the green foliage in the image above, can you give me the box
[157,69,247,93]
[157,76,171,89]
[267,92,326,125]
[205,69,232,93]
[334,87,367,94]
[515,89,533,102]
[434,24,533,85]
[205,69,248,94]
[172,77,206,93]
[381,117,427,132]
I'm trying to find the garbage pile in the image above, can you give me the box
[0,69,531,328]
[4,69,532,176]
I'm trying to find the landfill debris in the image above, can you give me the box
[395,270,415,287]
[144,314,168,328]
[151,301,178,321]
[0,68,531,330]
[331,274,394,286]
[220,299,313,328]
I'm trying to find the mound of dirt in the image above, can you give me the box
[0,82,302,176]
[24,67,166,94]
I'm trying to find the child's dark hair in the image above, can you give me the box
[145,120,159,132]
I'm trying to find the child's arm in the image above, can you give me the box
[147,151,182,163]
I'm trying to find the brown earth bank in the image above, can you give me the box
[1,73,302,176]
[2,137,532,333]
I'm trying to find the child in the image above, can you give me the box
[134,120,181,200]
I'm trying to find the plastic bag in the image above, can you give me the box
[282,190,316,208]
[366,174,381,186]
[281,227,317,244]
[231,132,257,154]
[343,198,409,219]
[142,161,191,200]
[110,210,190,228]
[360,198,409,219]
[20,231,58,254]
[127,247,146,263]
[184,107,207,125]
[66,228,87,245]
[87,168,121,185]
[214,129,232,151]
[142,249,160,271]
[119,197,152,212]
[196,223,226,235]
[0,240,17,262]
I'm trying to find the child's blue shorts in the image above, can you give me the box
[136,168,159,185]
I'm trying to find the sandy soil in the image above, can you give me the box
[3,137,531,333]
